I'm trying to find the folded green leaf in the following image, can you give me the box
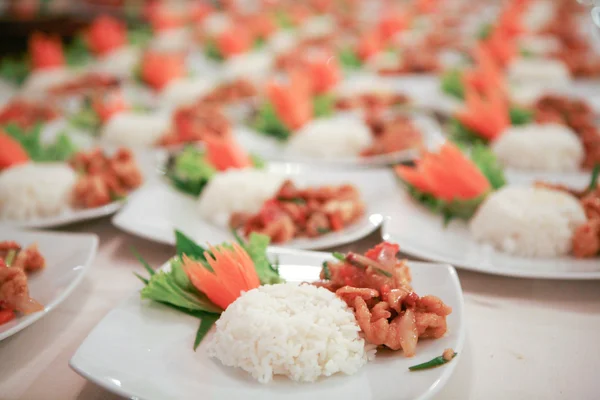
[128,25,153,47]
[338,48,362,70]
[440,69,464,100]
[589,164,599,191]
[242,233,283,284]
[175,230,209,261]
[194,313,220,350]
[253,102,291,141]
[509,106,533,126]
[0,56,29,85]
[167,146,217,197]
[204,40,224,62]
[65,35,92,67]
[313,94,335,118]
[448,118,488,146]
[469,144,506,190]
[3,123,77,162]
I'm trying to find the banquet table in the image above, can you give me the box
[1,217,599,400]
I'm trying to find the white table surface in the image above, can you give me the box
[1,218,599,400]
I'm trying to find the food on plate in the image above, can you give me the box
[362,114,425,157]
[139,50,186,91]
[469,186,587,258]
[491,124,584,172]
[136,233,454,383]
[197,169,285,228]
[409,348,457,371]
[285,116,372,159]
[0,147,142,221]
[0,163,76,220]
[230,179,365,243]
[159,77,214,109]
[537,168,600,258]
[101,112,171,147]
[201,78,257,106]
[0,240,45,324]
[0,100,59,129]
[1,124,76,165]
[70,148,143,208]
[160,103,230,146]
[135,230,283,349]
[534,95,600,169]
[396,143,505,221]
[317,243,452,356]
[0,133,30,170]
[208,283,373,383]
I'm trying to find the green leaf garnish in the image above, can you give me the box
[322,261,331,280]
[3,123,77,162]
[338,48,362,70]
[175,230,209,261]
[194,313,219,351]
[128,25,153,47]
[477,23,493,40]
[469,144,506,190]
[509,106,533,126]
[448,118,488,146]
[65,35,91,67]
[440,69,464,100]
[317,227,331,234]
[409,352,457,371]
[313,94,335,118]
[242,233,283,284]
[332,252,346,261]
[0,56,29,85]
[204,40,224,62]
[277,196,306,204]
[167,147,217,197]
[274,11,294,29]
[253,102,291,141]
[250,153,266,169]
[588,164,599,191]
[5,250,16,267]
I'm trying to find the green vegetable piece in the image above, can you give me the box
[313,94,335,118]
[440,69,464,100]
[194,313,220,350]
[332,252,346,261]
[317,227,331,234]
[253,102,291,141]
[509,106,533,126]
[3,123,77,162]
[69,105,101,133]
[321,261,331,280]
[250,153,266,169]
[132,247,155,277]
[589,164,600,191]
[167,147,217,197]
[274,11,294,29]
[520,48,535,58]
[253,37,266,49]
[0,56,30,85]
[204,40,224,62]
[277,196,306,205]
[127,25,153,47]
[338,48,362,70]
[469,144,506,190]
[409,352,457,371]
[65,35,91,67]
[5,250,16,267]
[448,118,488,147]
[174,230,209,261]
[477,23,493,40]
[242,233,283,284]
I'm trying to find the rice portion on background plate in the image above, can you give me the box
[196,169,285,227]
[0,162,76,220]
[469,186,587,257]
[208,283,374,383]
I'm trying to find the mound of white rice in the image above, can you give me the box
[518,34,562,57]
[0,163,76,220]
[223,51,274,83]
[20,68,74,99]
[197,169,284,227]
[508,58,571,84]
[149,28,193,52]
[201,12,231,36]
[285,116,373,159]
[299,15,335,39]
[91,46,140,79]
[469,186,587,257]
[268,31,298,55]
[492,124,584,172]
[334,73,392,98]
[100,112,170,147]
[208,283,373,383]
[160,77,214,108]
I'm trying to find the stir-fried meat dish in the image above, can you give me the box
[379,49,440,76]
[160,104,230,146]
[202,79,258,105]
[70,148,143,208]
[335,92,409,113]
[534,95,600,169]
[536,180,600,258]
[230,180,365,243]
[0,241,45,324]
[49,73,121,97]
[0,100,59,129]
[317,242,452,356]
[362,114,424,156]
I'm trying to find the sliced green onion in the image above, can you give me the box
[409,352,457,371]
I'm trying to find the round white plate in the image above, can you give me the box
[235,112,445,167]
[382,188,600,280]
[70,248,465,400]
[112,165,402,250]
[0,228,97,341]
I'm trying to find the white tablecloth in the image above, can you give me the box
[1,218,599,399]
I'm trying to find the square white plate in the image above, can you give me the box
[112,166,401,250]
[382,189,600,280]
[0,229,98,341]
[70,248,465,400]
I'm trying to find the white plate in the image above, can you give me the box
[70,249,465,400]
[0,229,97,341]
[235,112,445,167]
[112,166,401,250]
[382,190,600,280]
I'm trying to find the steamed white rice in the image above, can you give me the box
[334,73,392,98]
[149,28,193,52]
[197,169,284,227]
[492,123,584,172]
[518,34,562,56]
[285,116,373,159]
[223,51,274,83]
[201,12,231,36]
[0,162,76,220]
[208,283,373,383]
[469,186,587,257]
[508,58,571,84]
[159,77,214,108]
[91,46,140,79]
[100,111,170,147]
[299,15,335,39]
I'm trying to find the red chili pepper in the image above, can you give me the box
[0,309,16,325]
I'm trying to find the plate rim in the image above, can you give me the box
[0,229,99,341]
[69,249,466,400]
